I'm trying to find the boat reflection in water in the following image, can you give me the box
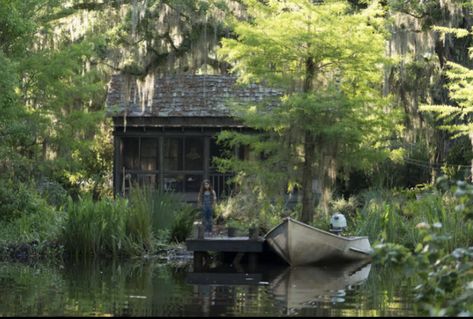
[270,261,371,310]
[186,260,371,314]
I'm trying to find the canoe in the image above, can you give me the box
[264,217,373,266]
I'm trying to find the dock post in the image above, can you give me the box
[194,251,204,271]
[196,223,204,239]
[248,253,258,272]
[193,251,210,272]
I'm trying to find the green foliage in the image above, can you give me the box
[0,180,52,222]
[63,196,132,258]
[353,181,473,250]
[372,223,473,316]
[370,179,473,316]
[413,224,473,316]
[372,242,413,266]
[386,0,445,29]
[452,180,473,219]
[0,0,36,56]
[63,190,177,258]
[128,186,197,243]
[169,206,199,243]
[0,179,64,249]
[419,24,473,174]
[218,0,399,221]
[37,178,69,208]
[0,208,65,247]
[215,176,290,234]
[329,196,359,217]
[0,0,117,201]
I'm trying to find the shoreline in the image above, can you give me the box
[0,240,193,264]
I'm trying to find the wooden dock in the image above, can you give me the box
[186,236,265,253]
[186,235,265,271]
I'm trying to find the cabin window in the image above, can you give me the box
[122,138,139,170]
[185,174,202,192]
[120,135,232,196]
[164,138,183,170]
[184,137,203,170]
[162,137,205,193]
[163,174,202,193]
[140,138,158,171]
[164,174,184,192]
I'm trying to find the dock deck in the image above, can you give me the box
[186,235,266,271]
[186,236,265,253]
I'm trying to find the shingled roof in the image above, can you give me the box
[106,73,282,117]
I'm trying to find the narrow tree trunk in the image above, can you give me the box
[300,56,316,223]
[301,131,315,223]
[470,132,473,182]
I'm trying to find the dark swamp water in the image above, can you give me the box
[0,256,420,317]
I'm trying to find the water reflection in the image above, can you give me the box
[186,260,371,315]
[269,261,371,311]
[0,258,416,317]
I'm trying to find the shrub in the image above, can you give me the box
[169,206,199,242]
[37,178,69,208]
[0,180,52,222]
[0,179,62,247]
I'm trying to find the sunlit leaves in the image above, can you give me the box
[217,1,397,219]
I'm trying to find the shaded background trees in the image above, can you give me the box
[0,0,472,223]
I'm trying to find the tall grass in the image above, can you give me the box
[0,207,65,246]
[63,187,197,259]
[353,188,473,250]
[63,190,158,259]
[63,196,137,259]
[128,186,197,243]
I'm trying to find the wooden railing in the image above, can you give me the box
[121,169,234,200]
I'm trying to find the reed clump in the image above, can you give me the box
[353,185,473,250]
[63,186,195,259]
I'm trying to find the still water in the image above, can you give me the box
[0,258,419,317]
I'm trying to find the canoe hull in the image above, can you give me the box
[265,217,373,266]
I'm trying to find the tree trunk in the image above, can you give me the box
[470,132,473,182]
[301,131,315,224]
[300,56,316,223]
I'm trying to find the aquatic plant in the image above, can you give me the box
[169,206,199,243]
[63,196,132,258]
[352,183,473,250]
[371,179,473,316]
[128,186,197,243]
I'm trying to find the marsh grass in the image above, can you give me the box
[353,189,473,250]
[63,189,160,259]
[128,186,197,243]
[63,186,196,259]
[63,196,132,258]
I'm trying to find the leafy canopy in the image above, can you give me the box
[217,0,397,176]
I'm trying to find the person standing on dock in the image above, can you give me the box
[197,179,217,236]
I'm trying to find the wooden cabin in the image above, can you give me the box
[106,73,281,202]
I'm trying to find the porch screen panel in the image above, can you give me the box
[140,138,158,171]
[185,174,202,192]
[164,174,184,192]
[164,138,183,170]
[122,138,139,170]
[184,137,203,170]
